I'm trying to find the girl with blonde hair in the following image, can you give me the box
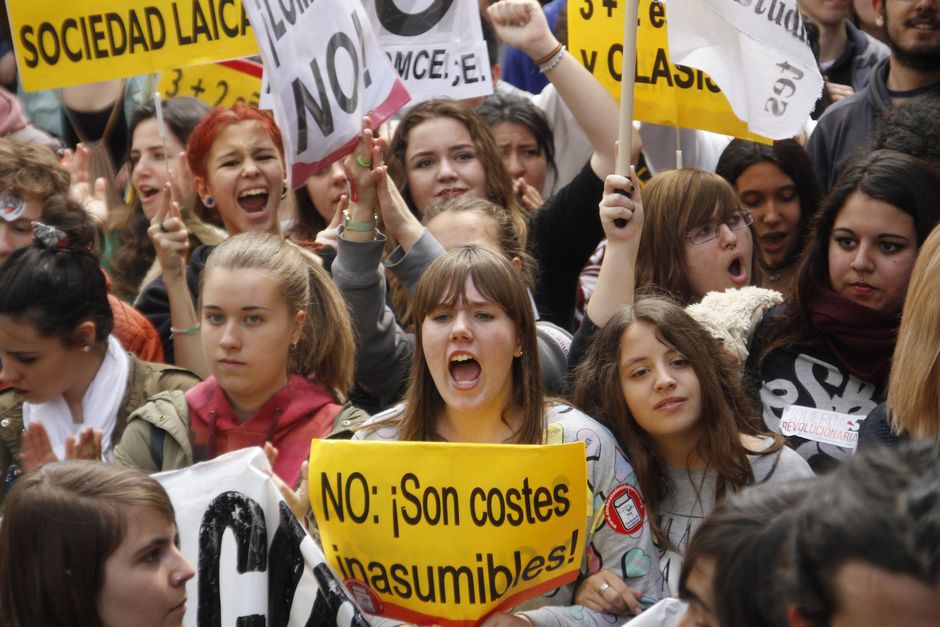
[118,232,363,484]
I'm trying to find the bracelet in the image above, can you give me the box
[343,209,378,232]
[170,323,200,336]
[538,44,566,74]
[533,42,563,67]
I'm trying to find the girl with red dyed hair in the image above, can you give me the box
[135,105,313,374]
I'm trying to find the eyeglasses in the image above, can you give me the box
[686,211,753,245]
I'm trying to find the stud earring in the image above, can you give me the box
[203,195,215,208]
[281,180,289,200]
[82,345,92,353]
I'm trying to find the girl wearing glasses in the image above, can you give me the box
[570,168,761,367]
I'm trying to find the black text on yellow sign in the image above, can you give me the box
[569,0,768,140]
[160,58,262,108]
[8,0,258,91]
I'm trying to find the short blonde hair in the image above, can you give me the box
[888,225,940,441]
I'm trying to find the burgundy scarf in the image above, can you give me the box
[806,282,899,384]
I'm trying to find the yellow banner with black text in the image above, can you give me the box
[309,439,588,626]
[568,0,769,142]
[6,0,259,91]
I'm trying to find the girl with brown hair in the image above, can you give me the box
[571,297,812,613]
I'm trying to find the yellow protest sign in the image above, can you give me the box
[159,58,262,108]
[309,440,587,626]
[568,0,769,142]
[7,0,258,91]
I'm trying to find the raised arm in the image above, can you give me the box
[568,168,644,368]
[149,178,208,378]
[585,167,644,325]
[488,0,638,177]
[331,118,416,407]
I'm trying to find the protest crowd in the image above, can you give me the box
[0,0,939,625]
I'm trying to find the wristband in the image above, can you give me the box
[343,209,378,232]
[533,42,563,67]
[538,44,566,74]
[170,323,200,336]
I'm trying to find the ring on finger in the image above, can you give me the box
[159,221,169,233]
[598,582,610,594]
[355,154,372,169]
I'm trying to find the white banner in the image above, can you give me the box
[244,0,410,186]
[156,448,371,626]
[664,0,823,138]
[364,0,494,104]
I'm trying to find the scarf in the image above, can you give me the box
[22,335,129,460]
[187,375,338,484]
[806,282,899,384]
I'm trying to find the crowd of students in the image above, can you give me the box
[0,0,939,624]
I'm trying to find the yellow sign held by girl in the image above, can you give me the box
[309,439,587,626]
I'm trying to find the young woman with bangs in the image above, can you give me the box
[353,246,664,626]
[570,297,812,614]
[570,167,762,369]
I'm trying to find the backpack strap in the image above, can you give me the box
[149,428,166,470]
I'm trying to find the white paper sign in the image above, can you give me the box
[244,0,410,186]
[156,448,370,626]
[664,0,823,138]
[780,405,862,450]
[364,0,494,104]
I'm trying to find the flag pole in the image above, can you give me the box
[616,0,641,177]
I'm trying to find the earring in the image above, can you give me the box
[515,349,523,358]
[82,345,92,353]
[203,195,215,208]
[281,180,289,200]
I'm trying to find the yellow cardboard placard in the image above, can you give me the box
[568,0,769,142]
[309,439,587,626]
[7,0,259,91]
[159,57,262,108]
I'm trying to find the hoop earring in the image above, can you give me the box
[203,195,215,208]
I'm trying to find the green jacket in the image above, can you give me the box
[115,393,370,474]
[0,354,199,504]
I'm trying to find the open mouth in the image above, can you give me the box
[760,231,788,254]
[728,257,748,284]
[138,184,160,202]
[237,187,270,213]
[449,354,481,387]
